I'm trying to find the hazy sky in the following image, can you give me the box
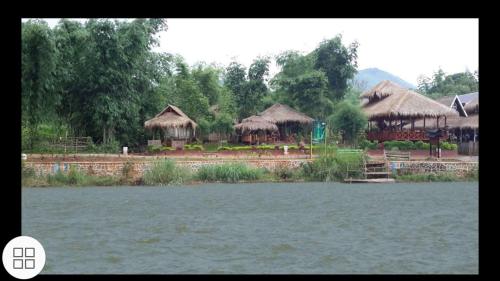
[35,18,478,85]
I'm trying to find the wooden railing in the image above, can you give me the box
[367,130,448,142]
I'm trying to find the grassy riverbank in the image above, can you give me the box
[22,156,478,187]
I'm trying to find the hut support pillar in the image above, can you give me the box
[460,128,463,143]
[473,128,476,143]
[436,116,440,129]
[423,117,426,129]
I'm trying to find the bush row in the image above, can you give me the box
[359,140,457,151]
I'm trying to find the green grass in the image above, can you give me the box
[142,159,192,185]
[301,150,365,182]
[395,170,478,182]
[195,163,266,183]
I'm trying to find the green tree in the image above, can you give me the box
[328,101,367,145]
[314,35,359,101]
[224,58,271,120]
[211,113,234,141]
[22,19,58,149]
[192,64,223,105]
[417,68,479,98]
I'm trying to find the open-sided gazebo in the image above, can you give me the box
[361,80,458,142]
[258,103,314,142]
[234,115,279,144]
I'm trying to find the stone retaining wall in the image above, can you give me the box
[24,159,313,180]
[389,161,478,176]
[24,159,479,180]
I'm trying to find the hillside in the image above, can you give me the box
[353,68,416,91]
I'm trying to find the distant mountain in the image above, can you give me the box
[353,68,416,91]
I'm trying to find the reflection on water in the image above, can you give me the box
[22,182,478,274]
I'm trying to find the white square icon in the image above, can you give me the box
[25,248,35,257]
[13,259,23,269]
[25,259,35,269]
[13,248,23,257]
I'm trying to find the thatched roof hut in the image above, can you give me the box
[259,103,314,125]
[361,80,458,119]
[144,104,197,130]
[144,105,197,143]
[234,115,278,133]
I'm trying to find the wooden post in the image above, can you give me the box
[444,116,447,128]
[473,128,476,143]
[423,117,426,129]
[324,124,327,156]
[436,116,440,129]
[460,128,463,142]
[310,130,313,159]
[429,141,432,157]
[437,139,440,158]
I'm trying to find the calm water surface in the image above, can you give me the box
[22,182,478,274]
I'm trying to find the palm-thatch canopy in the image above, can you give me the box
[234,115,278,133]
[144,104,198,130]
[407,114,478,130]
[361,80,458,119]
[259,103,314,125]
[360,80,409,100]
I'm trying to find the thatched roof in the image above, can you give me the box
[259,103,314,125]
[360,80,408,99]
[144,104,197,130]
[234,115,278,133]
[361,81,458,119]
[407,113,478,129]
[464,96,479,114]
[436,95,456,107]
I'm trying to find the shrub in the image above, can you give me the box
[440,141,458,150]
[142,159,191,185]
[184,144,204,151]
[273,165,296,181]
[383,140,416,150]
[359,139,377,150]
[395,172,462,182]
[302,151,364,182]
[196,163,264,183]
[147,145,162,153]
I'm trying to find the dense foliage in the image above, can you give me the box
[417,68,478,99]
[22,19,475,153]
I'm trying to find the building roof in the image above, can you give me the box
[361,80,458,119]
[259,103,314,125]
[458,92,479,104]
[234,115,278,133]
[144,104,198,130]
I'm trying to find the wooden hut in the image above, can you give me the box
[234,115,279,144]
[259,103,314,142]
[361,80,458,142]
[144,105,197,149]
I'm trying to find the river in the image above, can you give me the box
[22,182,478,274]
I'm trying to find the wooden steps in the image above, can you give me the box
[344,178,395,183]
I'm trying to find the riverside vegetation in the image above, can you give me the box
[21,150,478,187]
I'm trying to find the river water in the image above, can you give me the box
[22,182,478,274]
